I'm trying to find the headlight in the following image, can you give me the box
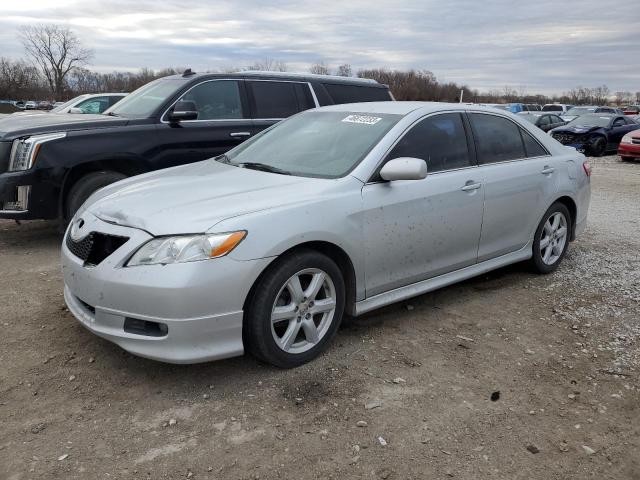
[9,132,66,171]
[621,134,633,144]
[126,231,247,266]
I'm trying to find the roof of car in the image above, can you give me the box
[316,101,508,116]
[162,71,386,87]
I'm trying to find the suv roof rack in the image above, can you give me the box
[237,70,379,84]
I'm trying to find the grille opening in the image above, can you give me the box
[123,318,168,337]
[66,232,129,266]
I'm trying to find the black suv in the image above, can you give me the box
[0,70,392,221]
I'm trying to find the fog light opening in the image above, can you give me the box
[123,318,169,337]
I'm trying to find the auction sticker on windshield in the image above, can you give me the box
[342,115,382,125]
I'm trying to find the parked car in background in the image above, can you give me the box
[24,101,37,110]
[550,114,640,156]
[52,93,128,114]
[37,101,53,110]
[618,130,640,160]
[542,104,575,113]
[61,102,590,366]
[0,70,392,222]
[524,104,542,111]
[518,112,566,132]
[14,101,25,110]
[623,105,640,115]
[562,106,623,122]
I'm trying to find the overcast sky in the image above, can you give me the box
[0,0,637,95]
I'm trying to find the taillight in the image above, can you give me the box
[582,161,591,177]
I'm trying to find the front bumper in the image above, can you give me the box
[62,213,274,363]
[0,169,60,220]
[618,143,640,158]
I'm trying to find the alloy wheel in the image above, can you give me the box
[540,212,568,265]
[270,268,337,354]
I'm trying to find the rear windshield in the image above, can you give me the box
[542,105,562,111]
[566,107,596,116]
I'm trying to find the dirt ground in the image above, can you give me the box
[1,156,638,480]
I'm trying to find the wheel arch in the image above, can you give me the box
[242,240,358,319]
[553,195,578,240]
[59,158,146,219]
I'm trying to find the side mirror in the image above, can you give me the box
[379,157,427,181]
[68,107,83,114]
[168,100,198,122]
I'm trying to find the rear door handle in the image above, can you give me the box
[541,166,555,174]
[461,182,482,192]
[230,132,251,138]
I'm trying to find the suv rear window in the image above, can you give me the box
[322,83,391,104]
[248,81,312,118]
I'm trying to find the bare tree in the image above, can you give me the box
[309,62,330,75]
[19,24,93,98]
[247,58,287,72]
[335,64,352,77]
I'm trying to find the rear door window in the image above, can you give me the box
[520,128,549,157]
[322,83,391,104]
[385,113,472,173]
[248,81,310,118]
[470,113,526,163]
[178,80,243,120]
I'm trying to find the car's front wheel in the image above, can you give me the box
[244,249,345,368]
[530,202,571,274]
[587,136,607,157]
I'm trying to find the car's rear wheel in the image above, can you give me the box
[530,202,571,274]
[587,136,607,157]
[65,171,127,220]
[244,249,345,368]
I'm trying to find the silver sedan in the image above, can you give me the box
[62,102,591,367]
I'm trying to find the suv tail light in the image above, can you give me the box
[582,161,591,177]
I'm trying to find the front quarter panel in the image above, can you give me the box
[212,176,366,300]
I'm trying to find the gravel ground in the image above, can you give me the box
[0,155,638,479]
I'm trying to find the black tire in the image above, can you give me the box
[587,136,607,157]
[530,202,572,274]
[244,249,345,368]
[65,171,127,219]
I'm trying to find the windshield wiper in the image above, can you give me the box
[238,162,291,175]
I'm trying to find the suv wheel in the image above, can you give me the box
[244,249,345,368]
[65,171,127,220]
[530,202,571,274]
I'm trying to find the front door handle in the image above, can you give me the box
[461,182,482,192]
[541,166,555,175]
[230,132,251,138]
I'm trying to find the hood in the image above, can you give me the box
[552,124,600,135]
[0,113,128,140]
[84,160,353,235]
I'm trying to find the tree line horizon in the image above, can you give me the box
[1,24,638,106]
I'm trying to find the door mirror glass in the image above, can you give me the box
[168,100,198,122]
[379,157,427,181]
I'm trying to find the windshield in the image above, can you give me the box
[565,107,595,116]
[567,114,612,128]
[104,79,184,117]
[542,105,562,111]
[52,95,89,113]
[222,111,401,178]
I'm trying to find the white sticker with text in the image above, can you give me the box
[342,115,382,125]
